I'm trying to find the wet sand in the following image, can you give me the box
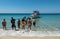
[0,36,60,39]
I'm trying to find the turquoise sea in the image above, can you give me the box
[0,13,60,31]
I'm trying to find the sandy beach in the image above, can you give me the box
[0,36,60,39]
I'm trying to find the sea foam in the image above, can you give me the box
[0,29,60,37]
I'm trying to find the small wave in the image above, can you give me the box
[0,29,60,37]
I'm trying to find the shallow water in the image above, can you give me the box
[0,13,60,31]
[0,13,60,37]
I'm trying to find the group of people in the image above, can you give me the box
[2,17,36,30]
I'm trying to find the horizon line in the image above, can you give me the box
[0,13,60,15]
[0,12,60,13]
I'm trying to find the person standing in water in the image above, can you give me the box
[23,16,27,25]
[33,19,36,27]
[17,19,20,29]
[21,19,25,29]
[11,17,16,30]
[27,17,32,30]
[2,19,6,30]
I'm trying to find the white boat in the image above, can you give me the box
[32,11,40,19]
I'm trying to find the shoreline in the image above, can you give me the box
[0,29,60,37]
[0,36,60,39]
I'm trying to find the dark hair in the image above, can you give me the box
[3,19,5,21]
[22,19,25,21]
[27,17,31,20]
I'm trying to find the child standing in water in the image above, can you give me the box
[2,19,6,30]
[17,19,20,29]
[27,17,32,30]
[21,19,25,29]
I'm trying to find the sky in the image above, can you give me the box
[0,0,60,13]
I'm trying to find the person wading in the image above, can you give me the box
[2,19,6,30]
[11,17,16,30]
[17,19,20,29]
